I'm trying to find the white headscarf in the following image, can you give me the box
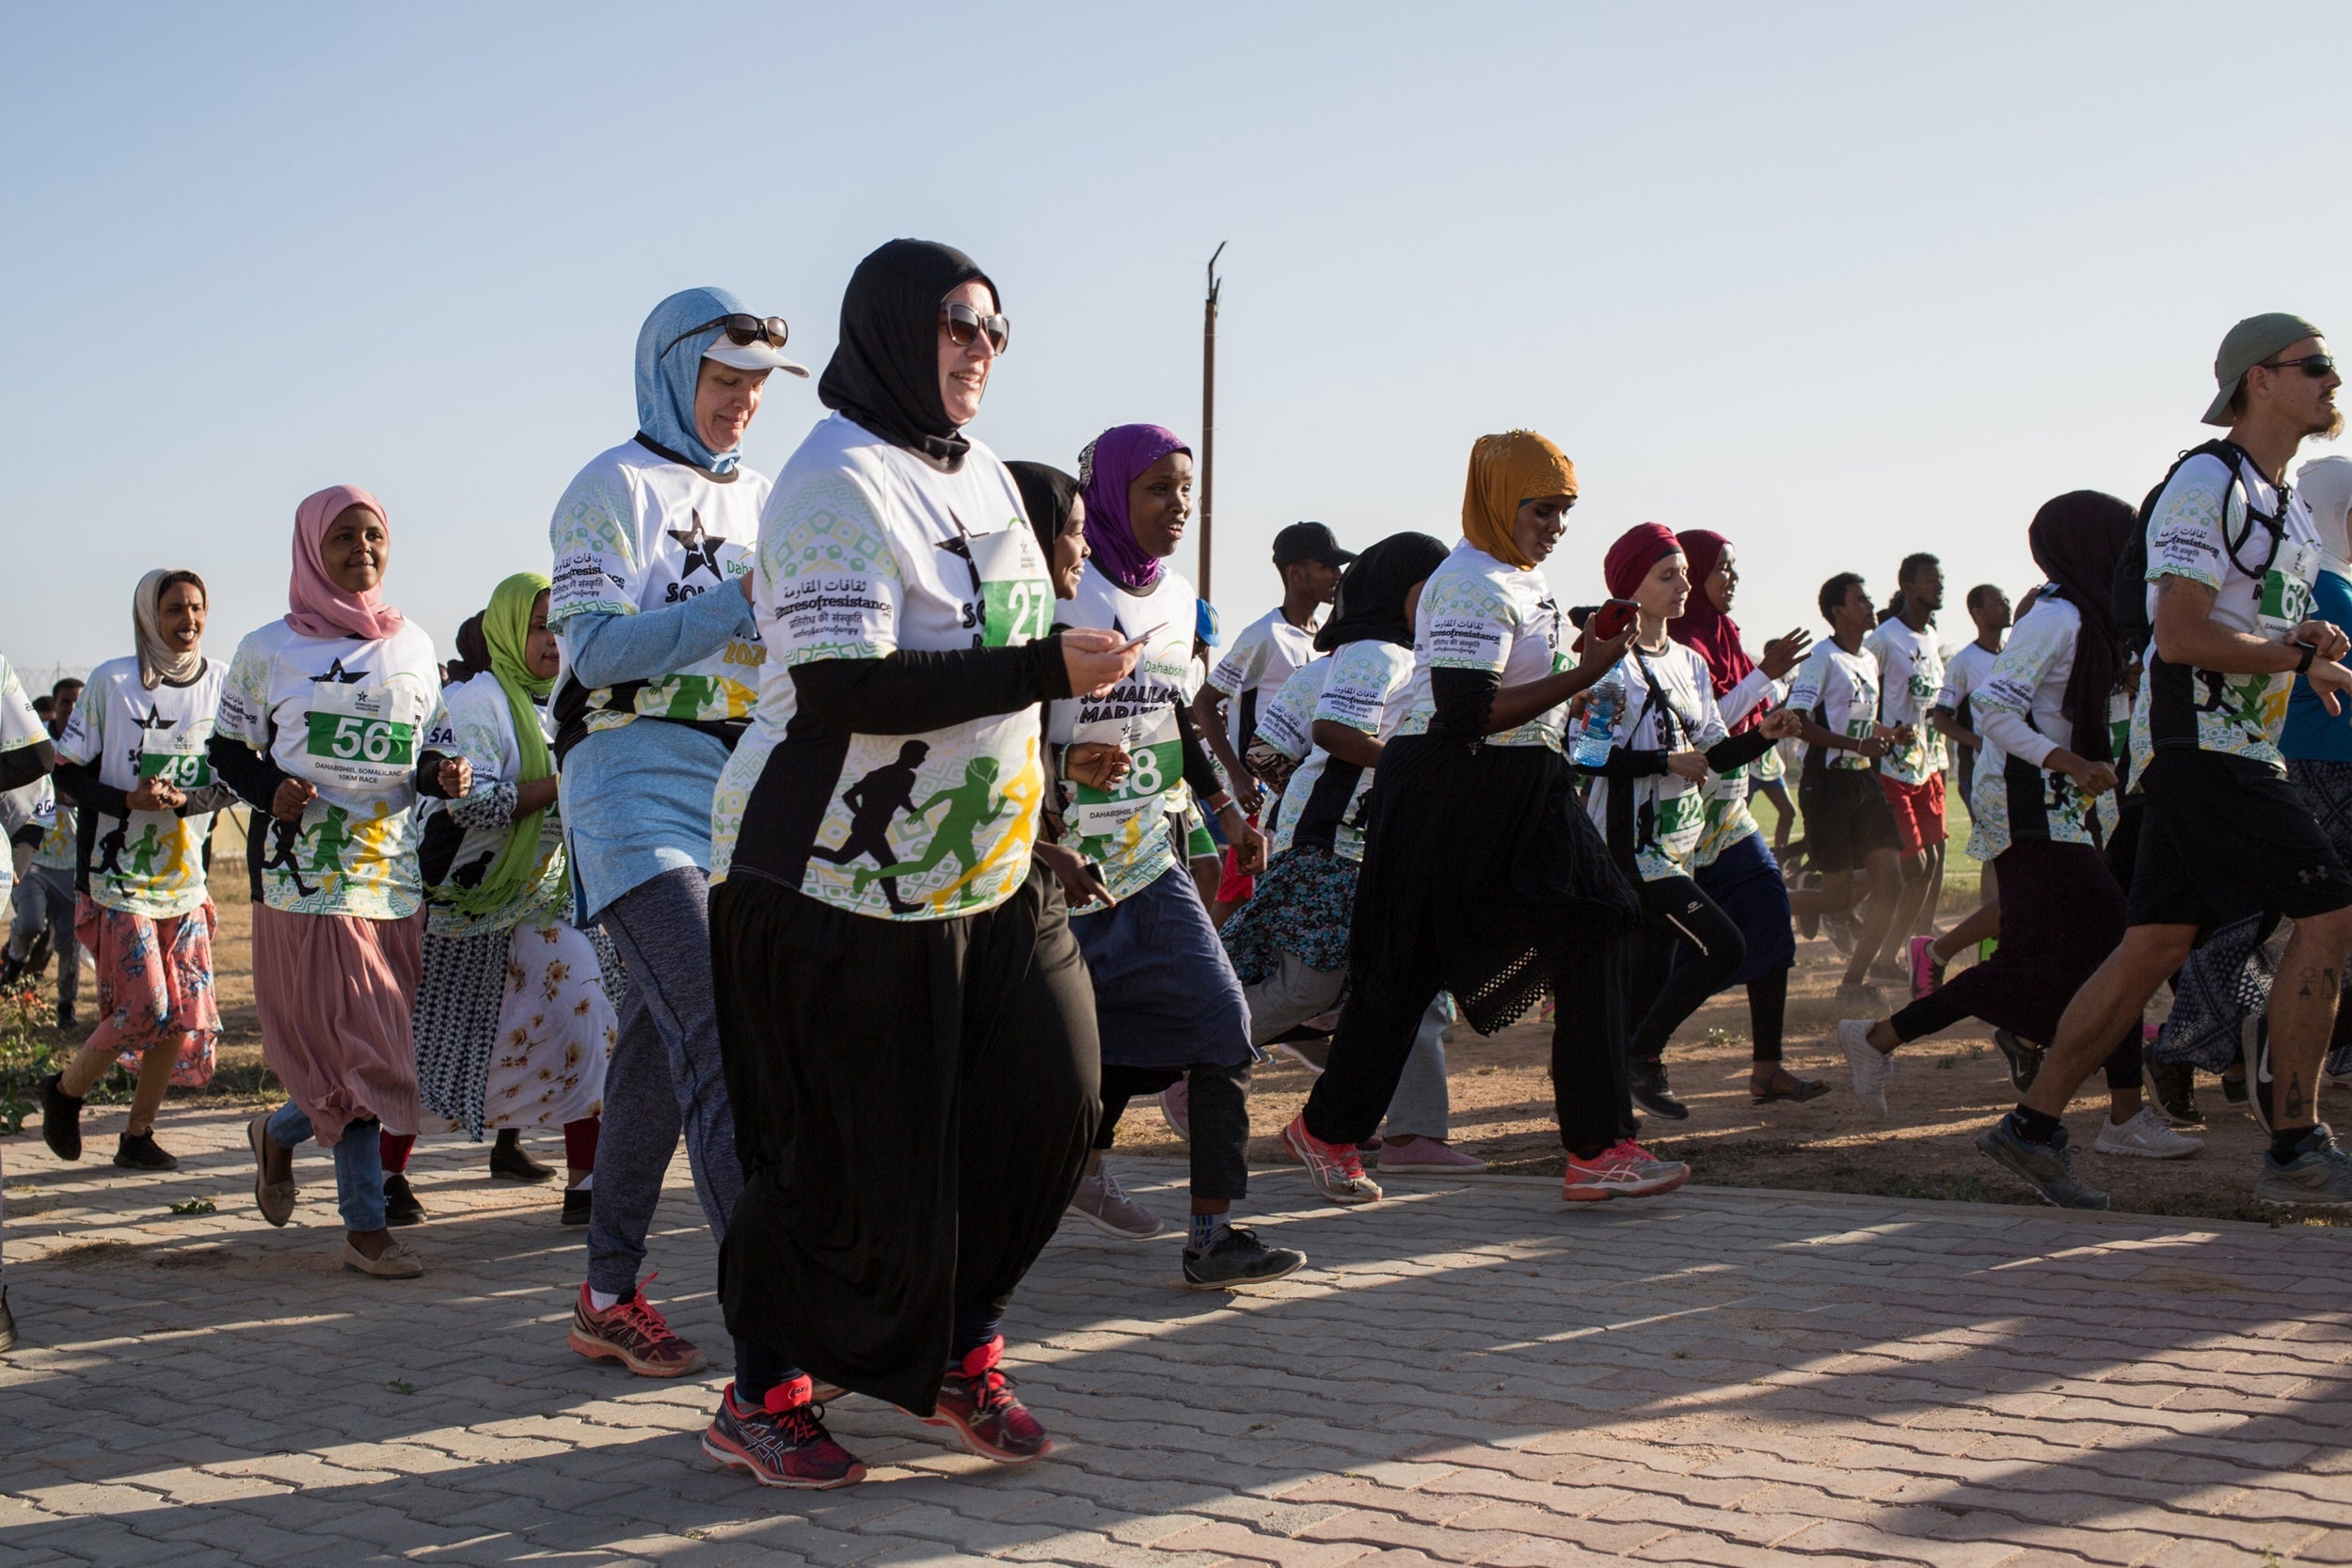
[2298,455,2352,583]
[135,569,205,689]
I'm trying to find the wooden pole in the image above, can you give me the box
[1200,242,1225,601]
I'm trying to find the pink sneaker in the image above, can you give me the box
[1280,1113,1383,1204]
[1158,1080,1190,1141]
[1375,1135,1486,1174]
[1907,934,1944,1000]
[1562,1139,1690,1202]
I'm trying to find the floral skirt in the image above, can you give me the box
[416,917,620,1138]
[74,895,220,1085]
[1218,846,1358,985]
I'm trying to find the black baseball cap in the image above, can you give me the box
[1273,521,1357,568]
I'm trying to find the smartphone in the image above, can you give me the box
[1571,597,1638,652]
[1116,622,1168,652]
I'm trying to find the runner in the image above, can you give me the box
[1838,494,2198,1156]
[1220,531,1481,1170]
[1190,521,1353,921]
[1665,529,1826,1106]
[1978,313,2352,1208]
[548,287,806,1378]
[1284,430,1679,1206]
[0,650,58,1354]
[1787,573,1910,1010]
[707,238,1135,1485]
[1585,525,1804,1119]
[394,573,617,1227]
[2,771,77,1027]
[1865,554,1949,965]
[1045,421,1299,1281]
[1913,581,2014,994]
[213,486,469,1276]
[38,571,233,1171]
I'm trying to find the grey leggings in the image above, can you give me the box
[1243,951,1453,1139]
[584,866,743,1299]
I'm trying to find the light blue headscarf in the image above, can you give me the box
[635,286,752,475]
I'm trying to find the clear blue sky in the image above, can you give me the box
[8,2,2352,682]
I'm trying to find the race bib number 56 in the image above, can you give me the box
[304,683,418,784]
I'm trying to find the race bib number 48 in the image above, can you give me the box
[1070,710,1182,841]
[304,683,418,784]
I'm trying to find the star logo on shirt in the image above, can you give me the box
[130,705,176,736]
[310,658,368,685]
[669,511,726,582]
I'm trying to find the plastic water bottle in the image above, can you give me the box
[1572,663,1625,768]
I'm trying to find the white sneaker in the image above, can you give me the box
[1839,1019,1892,1117]
[2094,1105,2204,1161]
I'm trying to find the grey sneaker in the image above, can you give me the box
[1838,1020,1891,1117]
[2257,1124,2352,1208]
[1182,1226,1305,1289]
[1976,1117,2108,1210]
[1066,1165,1163,1240]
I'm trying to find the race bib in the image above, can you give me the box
[1652,785,1706,861]
[304,682,421,785]
[1069,709,1182,842]
[2261,539,2320,633]
[138,749,213,788]
[966,526,1054,649]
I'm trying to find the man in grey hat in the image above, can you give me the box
[1979,312,2352,1210]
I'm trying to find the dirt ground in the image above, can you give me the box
[24,799,2344,1227]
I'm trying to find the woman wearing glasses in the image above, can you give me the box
[706,239,1137,1488]
[544,288,808,1384]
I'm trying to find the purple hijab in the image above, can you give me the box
[1079,423,1190,592]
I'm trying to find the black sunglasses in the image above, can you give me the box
[2260,353,2337,379]
[941,301,1010,354]
[659,313,790,360]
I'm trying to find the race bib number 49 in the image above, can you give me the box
[304,683,418,784]
[139,751,213,787]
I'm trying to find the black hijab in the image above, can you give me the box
[1313,531,1450,651]
[1006,461,1079,554]
[2026,489,2137,766]
[818,238,995,471]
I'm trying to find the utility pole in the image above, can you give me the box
[1200,242,1225,602]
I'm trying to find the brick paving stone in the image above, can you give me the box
[8,1112,2352,1563]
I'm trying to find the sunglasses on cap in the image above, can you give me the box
[659,313,791,359]
[941,301,1010,354]
[2260,353,2338,379]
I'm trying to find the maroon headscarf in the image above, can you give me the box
[1602,521,1681,600]
[1667,529,1761,730]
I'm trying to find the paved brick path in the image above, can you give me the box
[5,1106,2351,1566]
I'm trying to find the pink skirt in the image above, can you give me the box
[252,904,423,1146]
[73,895,222,1085]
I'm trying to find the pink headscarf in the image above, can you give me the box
[287,484,405,641]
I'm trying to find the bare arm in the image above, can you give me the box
[1479,628,1635,736]
[1926,705,1980,752]
[1311,719,1384,768]
[1188,685,1258,812]
[516,775,561,815]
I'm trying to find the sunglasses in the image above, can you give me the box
[2260,353,2337,379]
[659,313,790,359]
[941,301,1011,354]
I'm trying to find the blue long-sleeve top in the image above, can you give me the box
[2284,568,2352,764]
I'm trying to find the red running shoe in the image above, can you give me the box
[1280,1113,1383,1204]
[1907,934,1945,1001]
[1562,1140,1691,1202]
[924,1337,1053,1463]
[567,1273,707,1378]
[703,1379,866,1489]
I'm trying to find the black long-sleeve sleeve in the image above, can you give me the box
[1428,667,1500,740]
[207,735,289,816]
[54,761,131,818]
[175,783,239,817]
[0,738,55,793]
[1173,702,1223,800]
[1704,727,1778,773]
[1582,746,1670,781]
[787,637,1072,736]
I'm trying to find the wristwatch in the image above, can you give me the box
[2296,641,2318,673]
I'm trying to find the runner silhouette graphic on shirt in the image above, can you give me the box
[262,814,316,898]
[851,755,1011,907]
[128,823,162,881]
[812,740,930,914]
[308,804,353,876]
[95,818,129,879]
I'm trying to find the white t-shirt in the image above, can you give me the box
[711,412,1054,923]
[1206,606,1320,759]
[215,621,452,918]
[1251,653,1334,766]
[1048,560,1200,902]
[56,656,227,917]
[0,656,42,760]
[547,437,771,740]
[1935,640,1997,721]
[27,779,74,873]
[1269,640,1415,863]
[1788,641,1880,774]
[1694,666,1785,867]
[1584,641,1728,881]
[2133,447,2323,774]
[1966,595,2122,860]
[1866,617,1947,784]
[415,676,568,939]
[1398,539,1568,750]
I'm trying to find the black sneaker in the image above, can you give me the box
[1629,1057,1689,1120]
[113,1131,179,1171]
[39,1073,83,1162]
[383,1172,426,1227]
[1183,1226,1306,1289]
[0,1288,15,1355]
[1992,1029,2042,1094]
[1976,1117,2108,1210]
[56,1003,74,1031]
[490,1129,557,1183]
[562,1187,592,1227]
[2145,1060,2201,1127]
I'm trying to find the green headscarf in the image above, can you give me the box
[448,572,555,916]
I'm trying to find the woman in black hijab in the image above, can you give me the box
[706,240,1139,1487]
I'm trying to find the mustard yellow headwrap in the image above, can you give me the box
[1461,430,1579,570]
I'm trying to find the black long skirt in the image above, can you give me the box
[710,862,1100,1415]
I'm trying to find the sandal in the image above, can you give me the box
[1750,1069,1830,1105]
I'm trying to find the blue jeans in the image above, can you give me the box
[266,1101,386,1232]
